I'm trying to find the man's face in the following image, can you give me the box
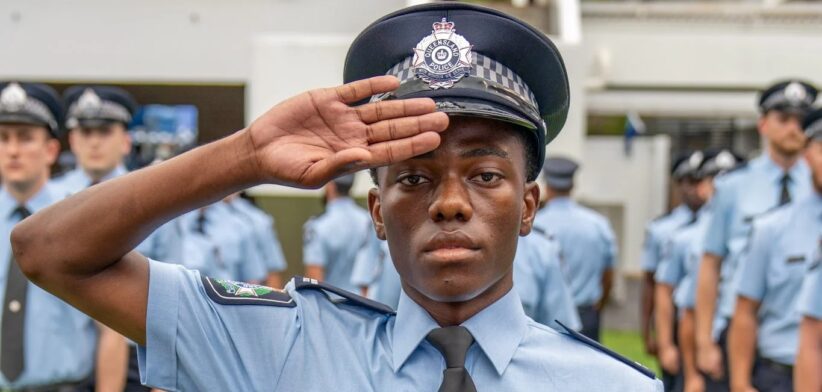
[804,140,822,194]
[696,176,715,203]
[68,122,131,174]
[679,176,705,210]
[368,117,538,303]
[0,124,58,186]
[759,110,807,156]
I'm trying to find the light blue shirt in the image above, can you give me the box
[656,207,708,315]
[641,205,693,272]
[513,230,581,330]
[798,244,821,320]
[303,197,372,292]
[350,235,401,309]
[137,260,662,391]
[52,165,128,194]
[195,203,268,282]
[0,183,97,389]
[228,198,287,272]
[735,193,821,365]
[534,197,617,306]
[703,155,812,328]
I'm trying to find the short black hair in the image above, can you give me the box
[369,123,539,185]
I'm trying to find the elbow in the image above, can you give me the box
[10,221,44,283]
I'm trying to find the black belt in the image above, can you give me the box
[757,357,794,374]
[6,377,92,392]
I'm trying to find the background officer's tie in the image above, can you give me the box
[426,326,477,392]
[1,206,31,382]
[779,173,792,206]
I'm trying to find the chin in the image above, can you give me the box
[416,273,499,303]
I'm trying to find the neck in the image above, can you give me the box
[5,176,47,205]
[84,165,119,184]
[766,147,800,171]
[403,272,513,326]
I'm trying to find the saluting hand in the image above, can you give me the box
[246,75,449,188]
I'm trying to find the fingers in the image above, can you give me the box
[365,112,449,144]
[367,132,442,166]
[355,98,437,124]
[334,76,400,104]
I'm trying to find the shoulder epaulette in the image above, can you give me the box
[531,226,555,241]
[293,276,395,314]
[555,321,656,380]
[202,276,295,307]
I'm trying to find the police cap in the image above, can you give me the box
[64,85,137,129]
[0,82,62,136]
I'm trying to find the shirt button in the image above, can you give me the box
[8,300,20,313]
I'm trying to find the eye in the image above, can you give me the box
[472,172,503,184]
[398,174,429,186]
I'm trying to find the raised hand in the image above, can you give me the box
[247,75,449,188]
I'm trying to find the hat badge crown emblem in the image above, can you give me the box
[784,82,807,103]
[77,88,102,114]
[0,83,28,112]
[412,18,473,90]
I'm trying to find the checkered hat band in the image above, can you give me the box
[384,53,538,109]
[67,100,132,126]
[0,99,57,131]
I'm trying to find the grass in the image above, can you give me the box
[601,329,661,376]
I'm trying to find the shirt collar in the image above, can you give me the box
[547,196,574,208]
[391,287,528,376]
[758,154,809,183]
[0,183,57,220]
[326,197,355,212]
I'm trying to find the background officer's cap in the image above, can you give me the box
[803,107,822,142]
[344,2,569,180]
[0,82,62,137]
[672,150,704,180]
[332,173,356,188]
[63,85,137,129]
[758,80,817,115]
[696,149,740,179]
[542,157,578,191]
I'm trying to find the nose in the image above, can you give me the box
[428,174,473,223]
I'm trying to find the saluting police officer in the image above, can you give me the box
[727,107,822,392]
[695,80,815,387]
[0,82,101,391]
[534,157,618,342]
[13,3,663,390]
[303,174,371,292]
[641,153,706,358]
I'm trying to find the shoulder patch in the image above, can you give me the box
[202,276,295,307]
[555,321,656,380]
[293,276,395,314]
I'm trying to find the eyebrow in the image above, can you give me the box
[408,146,511,161]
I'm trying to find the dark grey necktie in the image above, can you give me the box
[2,206,31,382]
[779,173,792,206]
[426,326,477,392]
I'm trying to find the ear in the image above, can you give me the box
[122,129,133,155]
[756,114,768,137]
[520,181,539,236]
[45,137,60,166]
[367,187,386,240]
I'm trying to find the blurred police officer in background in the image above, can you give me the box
[641,153,704,358]
[225,192,289,288]
[535,156,617,342]
[727,106,822,392]
[303,174,371,292]
[695,80,815,386]
[0,81,106,391]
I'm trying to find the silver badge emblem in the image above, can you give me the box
[77,88,102,114]
[0,83,27,112]
[412,18,473,89]
[784,82,807,103]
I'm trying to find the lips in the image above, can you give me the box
[422,231,481,262]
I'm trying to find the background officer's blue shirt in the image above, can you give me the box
[798,246,821,320]
[703,155,811,328]
[641,204,692,273]
[230,197,287,272]
[534,197,617,306]
[350,235,401,309]
[137,260,662,391]
[303,197,371,292]
[0,183,97,389]
[200,203,268,282]
[513,231,581,330]
[736,193,821,365]
[52,164,128,194]
[656,207,709,314]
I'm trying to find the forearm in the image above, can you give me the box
[679,310,700,381]
[795,317,822,392]
[654,284,676,350]
[728,303,757,389]
[641,272,655,339]
[695,254,721,348]
[95,324,129,392]
[597,269,613,310]
[14,130,259,284]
